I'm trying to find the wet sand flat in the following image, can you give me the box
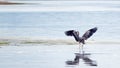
[0,44,120,68]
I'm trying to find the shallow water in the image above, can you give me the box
[0,1,120,41]
[0,11,120,41]
[0,44,120,68]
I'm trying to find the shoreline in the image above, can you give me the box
[0,1,27,5]
[0,37,120,46]
[0,1,119,12]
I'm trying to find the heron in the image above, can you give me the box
[65,27,98,53]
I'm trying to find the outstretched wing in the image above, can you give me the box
[82,27,98,40]
[65,30,74,36]
[65,30,80,42]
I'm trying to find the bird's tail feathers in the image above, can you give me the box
[79,38,85,44]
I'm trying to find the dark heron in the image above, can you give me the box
[65,27,98,52]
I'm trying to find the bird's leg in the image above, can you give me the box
[81,44,84,54]
[78,42,83,54]
[78,43,81,53]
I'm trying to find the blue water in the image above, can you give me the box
[0,11,120,40]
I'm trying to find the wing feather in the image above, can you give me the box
[65,30,80,42]
[82,27,97,40]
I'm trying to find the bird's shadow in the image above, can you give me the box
[66,51,97,66]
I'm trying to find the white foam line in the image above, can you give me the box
[0,5,120,12]
[9,1,120,4]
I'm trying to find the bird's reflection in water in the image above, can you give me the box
[66,51,97,66]
[66,54,80,65]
